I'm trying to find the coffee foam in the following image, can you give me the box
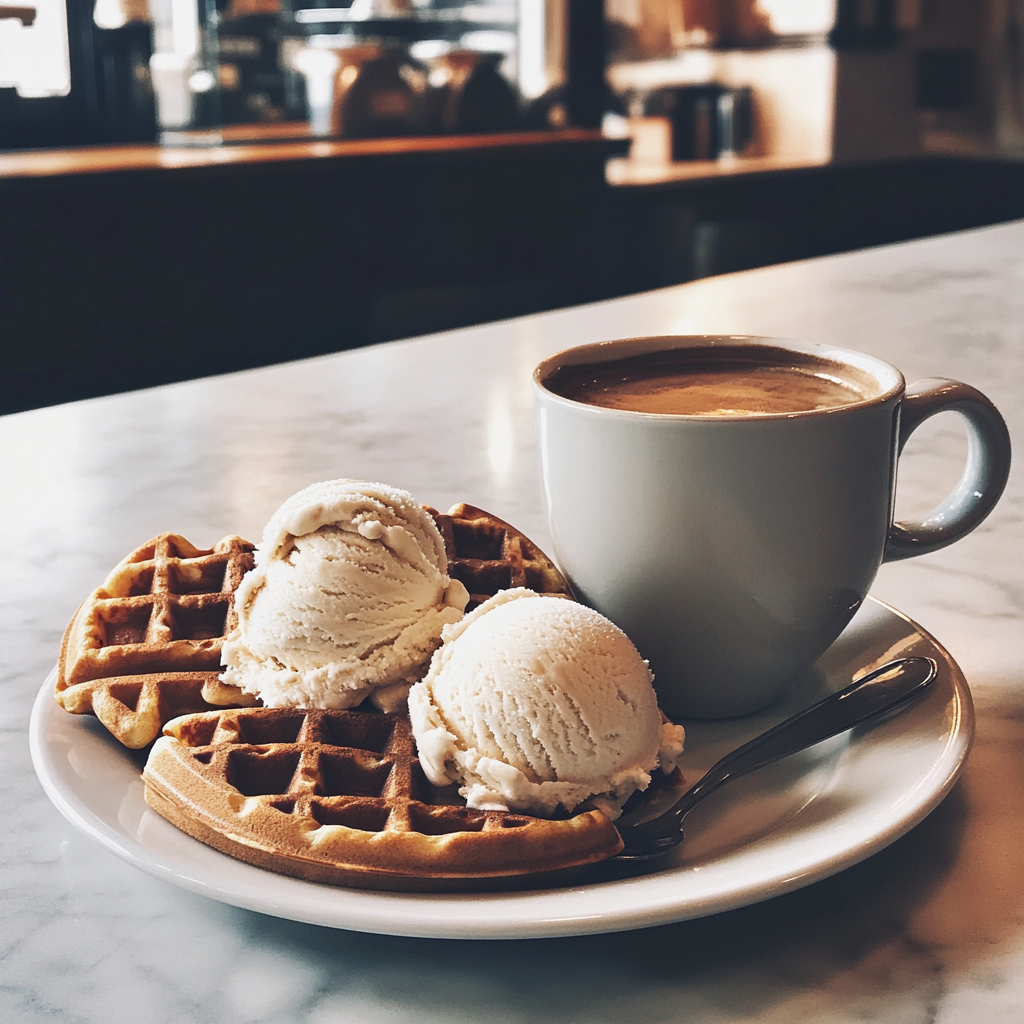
[545,346,879,417]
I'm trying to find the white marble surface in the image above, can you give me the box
[3,220,1022,1023]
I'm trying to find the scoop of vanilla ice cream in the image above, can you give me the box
[408,588,685,820]
[221,480,469,711]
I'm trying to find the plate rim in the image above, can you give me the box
[30,595,974,940]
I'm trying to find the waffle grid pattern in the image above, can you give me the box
[435,504,574,609]
[168,707,536,835]
[144,707,623,890]
[71,532,255,678]
[56,533,256,747]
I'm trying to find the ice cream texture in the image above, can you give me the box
[221,480,469,711]
[409,589,685,820]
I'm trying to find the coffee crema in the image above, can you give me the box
[545,348,870,416]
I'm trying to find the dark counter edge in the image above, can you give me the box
[3,142,1023,417]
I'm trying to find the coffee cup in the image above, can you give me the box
[533,335,1011,719]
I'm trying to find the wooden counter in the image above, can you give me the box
[0,128,608,180]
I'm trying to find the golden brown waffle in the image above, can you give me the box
[144,706,623,891]
[58,504,573,740]
[199,502,573,709]
[433,503,574,609]
[55,534,259,748]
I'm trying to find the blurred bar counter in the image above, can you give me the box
[3,127,1023,416]
[0,127,610,178]
[1,129,617,415]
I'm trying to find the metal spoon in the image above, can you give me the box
[614,656,938,862]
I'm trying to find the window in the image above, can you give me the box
[0,1,70,97]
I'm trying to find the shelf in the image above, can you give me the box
[0,128,607,180]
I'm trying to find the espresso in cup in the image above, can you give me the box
[545,346,871,417]
[534,336,1010,719]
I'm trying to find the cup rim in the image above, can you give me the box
[532,335,905,420]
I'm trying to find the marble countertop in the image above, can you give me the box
[3,220,1022,1023]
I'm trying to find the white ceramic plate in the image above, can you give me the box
[30,596,972,940]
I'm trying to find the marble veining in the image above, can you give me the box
[2,221,1022,1023]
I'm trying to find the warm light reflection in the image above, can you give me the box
[486,386,515,487]
[0,403,85,536]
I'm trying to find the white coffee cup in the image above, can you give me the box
[533,335,1011,719]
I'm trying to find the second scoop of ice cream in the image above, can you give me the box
[221,479,469,711]
[409,589,685,820]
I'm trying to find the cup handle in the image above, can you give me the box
[884,378,1012,562]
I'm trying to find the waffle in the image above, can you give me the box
[55,534,259,748]
[432,502,574,609]
[57,504,573,742]
[143,706,623,891]
[199,502,573,708]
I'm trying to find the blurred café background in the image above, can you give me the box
[2,0,1023,415]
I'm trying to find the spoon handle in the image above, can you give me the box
[617,656,938,854]
[678,656,937,811]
